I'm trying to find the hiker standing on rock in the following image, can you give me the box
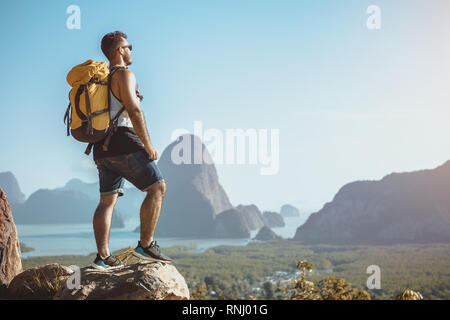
[90,31,172,270]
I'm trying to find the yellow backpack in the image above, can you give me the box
[64,59,126,155]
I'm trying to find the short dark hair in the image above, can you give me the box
[101,31,127,60]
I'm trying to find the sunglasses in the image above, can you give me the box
[120,44,132,51]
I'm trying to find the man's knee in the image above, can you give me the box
[99,193,119,208]
[145,180,166,196]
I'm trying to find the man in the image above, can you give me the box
[91,31,171,270]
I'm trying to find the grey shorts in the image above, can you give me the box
[94,150,164,196]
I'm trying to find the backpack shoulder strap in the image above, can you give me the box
[107,65,127,121]
[108,65,127,80]
[99,66,128,154]
[107,66,127,113]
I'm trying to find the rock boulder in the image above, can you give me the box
[0,189,22,286]
[55,261,190,300]
[7,263,73,299]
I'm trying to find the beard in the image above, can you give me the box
[125,54,132,66]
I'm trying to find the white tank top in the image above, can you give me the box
[109,90,139,128]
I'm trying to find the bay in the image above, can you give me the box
[17,215,309,257]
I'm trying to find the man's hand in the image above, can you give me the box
[145,144,159,161]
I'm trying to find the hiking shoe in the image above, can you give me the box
[133,240,172,263]
[91,254,124,271]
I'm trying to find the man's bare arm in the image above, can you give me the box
[116,69,158,160]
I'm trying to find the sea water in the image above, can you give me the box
[17,215,309,258]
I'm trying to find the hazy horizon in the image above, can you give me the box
[1,0,450,212]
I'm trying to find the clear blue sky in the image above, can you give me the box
[1,0,449,212]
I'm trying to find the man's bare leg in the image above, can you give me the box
[140,180,166,247]
[93,193,119,259]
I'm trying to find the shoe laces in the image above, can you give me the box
[104,255,122,266]
[150,241,161,252]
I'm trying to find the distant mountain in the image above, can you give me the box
[294,161,450,244]
[0,172,25,204]
[8,133,254,238]
[58,178,145,218]
[280,204,300,217]
[235,204,265,230]
[13,189,124,228]
[262,211,285,228]
[213,208,251,238]
[253,226,283,241]
[154,134,233,237]
[62,178,98,195]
